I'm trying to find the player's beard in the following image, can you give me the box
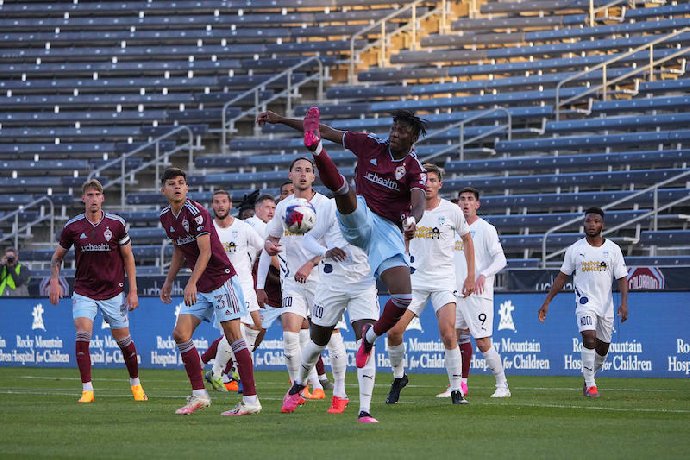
[214,210,229,220]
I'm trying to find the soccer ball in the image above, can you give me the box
[284,198,316,234]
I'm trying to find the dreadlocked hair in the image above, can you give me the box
[391,109,428,140]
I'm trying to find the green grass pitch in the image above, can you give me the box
[0,368,688,459]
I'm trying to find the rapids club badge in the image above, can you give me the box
[395,165,406,181]
[182,217,189,232]
[104,227,112,242]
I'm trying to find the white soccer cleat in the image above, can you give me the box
[491,386,511,398]
[175,394,211,415]
[221,400,262,416]
[436,386,452,398]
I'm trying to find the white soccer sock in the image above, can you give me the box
[445,346,462,392]
[582,347,596,387]
[213,337,234,378]
[192,389,208,398]
[308,364,323,389]
[327,332,348,398]
[388,343,406,379]
[243,325,260,351]
[357,340,376,414]
[283,331,302,384]
[299,329,322,389]
[483,345,508,388]
[83,382,93,391]
[243,394,258,405]
[365,326,378,344]
[595,352,608,372]
[129,377,140,386]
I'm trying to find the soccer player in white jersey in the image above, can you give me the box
[539,207,629,398]
[246,194,276,238]
[202,190,265,391]
[445,187,510,398]
[281,196,379,421]
[257,157,333,399]
[384,164,476,405]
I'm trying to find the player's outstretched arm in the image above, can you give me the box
[119,243,139,311]
[617,276,629,322]
[49,245,68,305]
[256,110,345,146]
[538,271,569,322]
[184,234,212,306]
[161,245,184,304]
[460,232,476,297]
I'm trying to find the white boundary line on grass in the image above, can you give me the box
[487,401,690,415]
[0,389,284,401]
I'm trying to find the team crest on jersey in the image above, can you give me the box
[182,218,189,232]
[195,215,203,225]
[395,165,406,180]
[438,216,446,226]
[104,227,113,242]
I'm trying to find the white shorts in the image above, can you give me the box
[311,283,379,328]
[576,310,614,343]
[408,288,456,317]
[240,280,260,325]
[73,292,128,329]
[456,295,494,339]
[281,279,317,319]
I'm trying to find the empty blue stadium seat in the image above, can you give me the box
[640,230,690,246]
[546,113,690,133]
[592,96,690,114]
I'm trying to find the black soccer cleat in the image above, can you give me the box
[451,390,469,405]
[385,374,409,404]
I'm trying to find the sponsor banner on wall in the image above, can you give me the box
[0,292,688,378]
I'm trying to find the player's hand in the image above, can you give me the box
[256,110,281,127]
[538,303,549,322]
[462,276,475,297]
[126,291,139,311]
[618,303,628,322]
[48,278,63,305]
[160,280,173,304]
[475,275,486,295]
[325,247,346,261]
[295,262,313,283]
[183,282,197,307]
[256,289,268,306]
[264,239,282,256]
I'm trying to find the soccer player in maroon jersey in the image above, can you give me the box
[49,179,147,404]
[258,108,459,422]
[159,168,260,416]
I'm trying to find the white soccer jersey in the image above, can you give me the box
[454,217,505,301]
[560,238,627,317]
[266,192,329,283]
[245,215,268,238]
[308,198,374,290]
[214,219,264,286]
[410,199,469,291]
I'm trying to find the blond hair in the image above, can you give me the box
[422,163,444,182]
[81,179,103,194]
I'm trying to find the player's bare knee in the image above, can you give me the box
[476,337,492,353]
[581,333,597,349]
[172,328,191,344]
[310,324,332,347]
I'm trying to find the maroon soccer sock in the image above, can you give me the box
[224,358,234,376]
[312,147,347,194]
[116,336,139,379]
[372,294,412,337]
[460,341,473,379]
[316,355,326,376]
[231,339,257,397]
[75,331,92,383]
[177,339,204,390]
[201,336,223,364]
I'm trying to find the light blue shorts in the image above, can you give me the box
[183,276,247,324]
[73,292,129,329]
[260,306,283,330]
[337,195,408,277]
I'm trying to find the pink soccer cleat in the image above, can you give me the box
[327,396,350,414]
[357,411,378,424]
[584,385,600,398]
[356,324,374,368]
[281,389,306,414]
[303,106,321,151]
[175,394,211,415]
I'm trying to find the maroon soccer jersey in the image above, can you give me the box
[59,212,129,300]
[344,131,427,225]
[160,199,235,293]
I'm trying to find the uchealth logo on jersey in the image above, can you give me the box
[627,266,665,290]
[497,300,516,333]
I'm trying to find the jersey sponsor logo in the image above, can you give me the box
[414,225,441,239]
[224,241,237,253]
[175,235,196,246]
[497,300,517,332]
[104,227,112,242]
[80,243,111,252]
[364,172,399,191]
[31,303,46,331]
[182,218,189,232]
[394,165,406,181]
[581,260,608,272]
